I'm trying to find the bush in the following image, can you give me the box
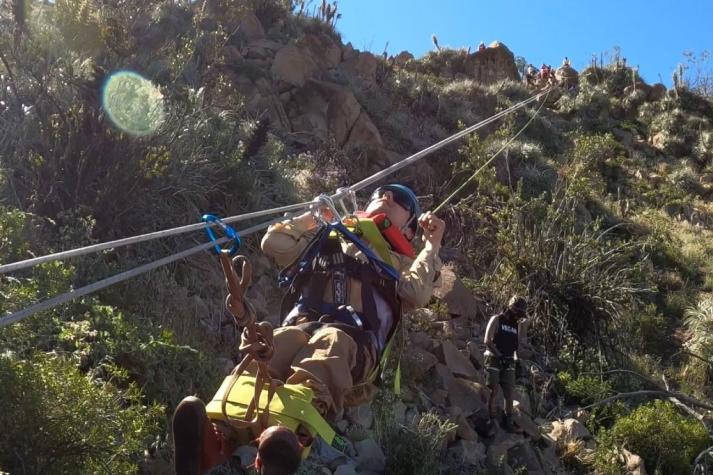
[595,400,710,475]
[495,190,650,352]
[0,352,162,474]
[557,371,614,406]
[374,389,456,475]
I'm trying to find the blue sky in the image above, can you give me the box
[336,0,713,86]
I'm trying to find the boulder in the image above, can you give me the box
[431,388,448,406]
[245,38,282,60]
[438,340,478,378]
[404,345,439,380]
[342,42,358,62]
[343,51,378,84]
[513,390,532,415]
[346,404,373,429]
[434,363,455,390]
[466,340,485,368]
[354,439,385,472]
[486,432,523,468]
[286,80,363,146]
[548,418,591,447]
[622,449,648,475]
[454,413,478,441]
[507,443,547,475]
[512,410,541,440]
[449,439,486,466]
[555,64,579,89]
[271,44,319,87]
[409,331,437,351]
[467,42,520,85]
[432,266,484,319]
[447,377,489,417]
[238,12,265,40]
[346,110,384,149]
[301,33,342,70]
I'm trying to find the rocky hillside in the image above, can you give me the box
[2,1,713,474]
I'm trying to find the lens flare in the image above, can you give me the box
[102,71,165,136]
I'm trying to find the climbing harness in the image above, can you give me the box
[1,87,554,328]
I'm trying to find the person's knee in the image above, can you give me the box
[274,326,311,345]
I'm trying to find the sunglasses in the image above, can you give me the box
[369,189,415,215]
[369,188,419,232]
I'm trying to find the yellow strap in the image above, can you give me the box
[344,217,394,267]
[207,375,335,445]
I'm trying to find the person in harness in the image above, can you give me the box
[262,184,444,417]
[484,296,528,433]
[172,184,444,475]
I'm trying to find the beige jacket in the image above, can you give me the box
[261,218,442,312]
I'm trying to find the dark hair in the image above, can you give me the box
[258,434,301,475]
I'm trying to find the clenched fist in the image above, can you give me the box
[418,211,445,250]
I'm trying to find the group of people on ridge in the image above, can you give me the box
[172,183,530,474]
[525,57,573,89]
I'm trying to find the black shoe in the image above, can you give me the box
[173,396,208,475]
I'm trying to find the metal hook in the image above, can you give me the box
[310,194,341,225]
[336,187,358,215]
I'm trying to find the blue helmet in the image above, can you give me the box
[370,184,422,233]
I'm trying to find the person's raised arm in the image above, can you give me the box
[397,211,445,308]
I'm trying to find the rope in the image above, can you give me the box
[432,89,550,214]
[1,88,552,327]
[0,201,313,275]
[217,253,279,433]
[0,214,287,328]
[334,87,552,198]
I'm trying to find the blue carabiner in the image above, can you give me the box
[201,214,241,255]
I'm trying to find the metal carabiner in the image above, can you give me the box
[336,187,359,216]
[310,194,341,226]
[201,214,241,255]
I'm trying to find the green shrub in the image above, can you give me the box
[557,371,614,405]
[379,409,456,474]
[595,400,710,475]
[0,352,162,474]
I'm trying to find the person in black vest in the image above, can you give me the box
[484,296,528,433]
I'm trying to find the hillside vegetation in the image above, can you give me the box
[2,1,713,474]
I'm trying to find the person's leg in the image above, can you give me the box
[501,366,519,432]
[266,326,311,381]
[285,326,359,419]
[484,355,501,420]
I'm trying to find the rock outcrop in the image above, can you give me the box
[467,42,520,84]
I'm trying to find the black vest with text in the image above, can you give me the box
[493,312,519,358]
